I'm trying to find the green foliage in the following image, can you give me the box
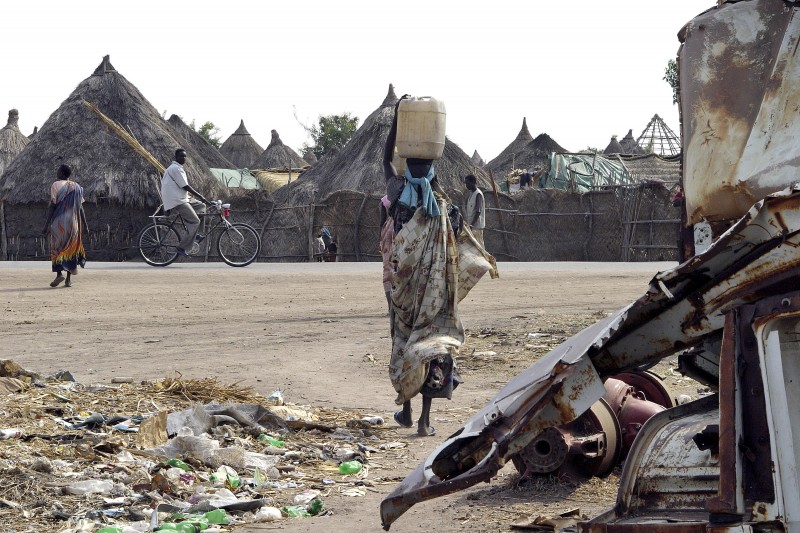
[302,113,359,159]
[664,59,679,105]
[189,119,222,149]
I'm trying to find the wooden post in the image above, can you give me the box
[0,201,7,261]
[488,170,510,256]
[307,203,315,261]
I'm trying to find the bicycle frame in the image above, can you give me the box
[147,203,237,252]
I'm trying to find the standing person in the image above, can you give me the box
[519,169,532,189]
[384,97,497,437]
[464,174,486,247]
[161,148,212,256]
[41,164,88,288]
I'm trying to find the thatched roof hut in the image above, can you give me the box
[303,150,318,165]
[219,120,263,169]
[486,119,567,178]
[0,109,30,177]
[603,135,625,155]
[167,114,236,170]
[272,84,491,205]
[28,126,38,140]
[252,130,307,170]
[619,129,646,155]
[470,150,484,167]
[0,56,220,207]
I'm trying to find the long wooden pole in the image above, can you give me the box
[488,170,510,256]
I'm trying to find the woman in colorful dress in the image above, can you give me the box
[41,164,88,287]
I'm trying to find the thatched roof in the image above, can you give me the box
[616,153,681,184]
[167,114,236,170]
[303,151,317,165]
[272,84,490,205]
[219,120,263,169]
[486,119,568,178]
[28,126,38,140]
[603,135,625,155]
[470,150,484,167]
[619,129,646,155]
[0,56,221,207]
[0,109,30,177]
[252,130,307,170]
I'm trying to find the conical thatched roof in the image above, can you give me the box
[303,151,318,165]
[619,129,646,155]
[603,135,625,155]
[273,84,491,204]
[28,126,38,140]
[470,150,484,167]
[0,109,30,177]
[167,114,236,169]
[219,120,263,168]
[251,130,307,170]
[0,56,221,207]
[486,119,567,178]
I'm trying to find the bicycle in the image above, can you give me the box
[138,200,261,267]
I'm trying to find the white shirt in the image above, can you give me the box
[161,161,190,210]
[466,188,485,229]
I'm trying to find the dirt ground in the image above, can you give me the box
[0,260,701,533]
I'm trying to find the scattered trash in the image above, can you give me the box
[267,390,284,406]
[360,416,384,425]
[64,479,114,496]
[252,506,282,522]
[339,460,363,474]
[0,428,22,440]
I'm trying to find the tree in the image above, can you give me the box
[300,112,359,159]
[189,119,222,148]
[664,59,679,105]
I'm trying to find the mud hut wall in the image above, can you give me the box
[3,202,152,261]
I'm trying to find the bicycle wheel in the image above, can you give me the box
[217,223,260,267]
[138,223,180,266]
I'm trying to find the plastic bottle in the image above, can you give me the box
[64,479,114,495]
[281,505,311,518]
[166,458,192,472]
[257,434,285,447]
[307,498,324,516]
[338,460,363,474]
[396,97,447,160]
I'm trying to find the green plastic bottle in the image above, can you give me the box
[307,497,324,516]
[166,458,192,472]
[257,434,285,447]
[338,460,363,474]
[281,505,311,518]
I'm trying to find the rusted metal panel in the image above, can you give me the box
[681,0,800,224]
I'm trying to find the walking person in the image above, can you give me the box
[161,148,212,256]
[383,97,497,436]
[41,164,88,288]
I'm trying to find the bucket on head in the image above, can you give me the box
[396,97,446,160]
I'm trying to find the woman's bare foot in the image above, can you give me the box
[417,425,436,437]
[50,274,65,287]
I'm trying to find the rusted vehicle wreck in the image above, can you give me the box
[382,0,800,531]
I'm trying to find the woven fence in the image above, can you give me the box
[1,182,679,263]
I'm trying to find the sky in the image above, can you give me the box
[2,1,712,163]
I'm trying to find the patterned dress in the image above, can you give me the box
[49,180,86,273]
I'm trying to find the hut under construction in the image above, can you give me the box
[0,109,30,177]
[0,55,223,261]
[219,121,263,169]
[252,130,307,170]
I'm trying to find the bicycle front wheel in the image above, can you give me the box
[217,223,260,267]
[138,223,180,266]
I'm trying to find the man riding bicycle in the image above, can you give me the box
[161,148,212,256]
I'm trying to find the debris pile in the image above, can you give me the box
[0,361,408,532]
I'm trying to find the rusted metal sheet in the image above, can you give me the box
[380,183,800,530]
[681,0,800,224]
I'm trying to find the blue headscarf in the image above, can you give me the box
[398,165,440,217]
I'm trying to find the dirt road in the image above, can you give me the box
[1,260,679,532]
